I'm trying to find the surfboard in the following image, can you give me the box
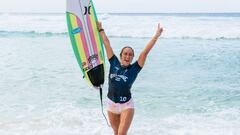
[66,0,105,88]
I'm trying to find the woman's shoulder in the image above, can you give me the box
[128,61,142,73]
[133,61,143,69]
[109,54,120,66]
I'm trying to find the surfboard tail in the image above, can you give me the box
[87,64,104,87]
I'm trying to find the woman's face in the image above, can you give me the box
[120,47,134,67]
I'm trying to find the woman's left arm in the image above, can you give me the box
[137,23,163,67]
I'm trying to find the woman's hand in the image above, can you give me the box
[154,23,163,39]
[96,21,103,30]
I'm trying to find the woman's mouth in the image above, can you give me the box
[124,59,129,63]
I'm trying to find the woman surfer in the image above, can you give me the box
[97,22,163,135]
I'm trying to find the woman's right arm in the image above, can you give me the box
[97,22,114,59]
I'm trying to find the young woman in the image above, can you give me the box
[97,22,163,135]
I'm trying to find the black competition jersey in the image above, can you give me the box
[107,55,142,103]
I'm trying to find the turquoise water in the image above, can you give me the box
[0,13,240,135]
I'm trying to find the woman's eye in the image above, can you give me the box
[123,52,133,56]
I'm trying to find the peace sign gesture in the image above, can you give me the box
[155,23,163,38]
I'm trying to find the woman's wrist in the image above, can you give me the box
[152,35,159,41]
[99,28,104,32]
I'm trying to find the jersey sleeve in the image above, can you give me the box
[109,55,120,66]
[132,61,142,74]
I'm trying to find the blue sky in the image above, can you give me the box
[1,0,240,13]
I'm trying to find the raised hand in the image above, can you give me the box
[96,21,103,30]
[154,23,163,38]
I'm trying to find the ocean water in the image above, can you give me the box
[0,13,240,135]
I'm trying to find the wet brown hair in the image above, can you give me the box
[120,46,134,58]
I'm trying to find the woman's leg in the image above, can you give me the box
[108,111,120,135]
[118,108,134,135]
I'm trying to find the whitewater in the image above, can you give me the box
[0,13,240,135]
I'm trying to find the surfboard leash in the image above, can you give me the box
[99,86,110,127]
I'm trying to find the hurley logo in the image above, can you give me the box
[84,6,91,15]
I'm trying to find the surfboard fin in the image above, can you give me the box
[87,64,104,87]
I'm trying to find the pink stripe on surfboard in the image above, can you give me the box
[76,16,91,68]
[86,14,100,65]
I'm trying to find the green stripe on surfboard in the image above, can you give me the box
[91,0,105,64]
[66,12,86,78]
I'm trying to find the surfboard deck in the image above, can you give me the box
[66,0,105,87]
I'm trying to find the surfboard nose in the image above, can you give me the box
[87,64,104,87]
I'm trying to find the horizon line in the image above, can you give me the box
[1,11,240,14]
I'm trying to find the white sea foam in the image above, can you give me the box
[0,13,240,39]
[0,102,239,135]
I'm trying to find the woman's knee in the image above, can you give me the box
[112,128,118,135]
[113,130,118,135]
[118,131,127,135]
